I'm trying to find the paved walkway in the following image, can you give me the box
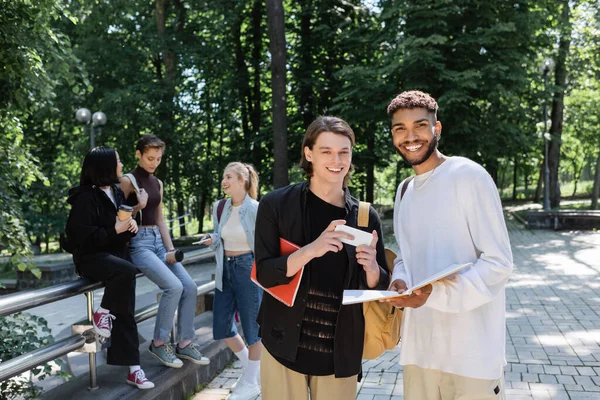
[194,213,600,399]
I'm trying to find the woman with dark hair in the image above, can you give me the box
[65,146,154,390]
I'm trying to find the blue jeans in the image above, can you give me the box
[129,226,197,342]
[213,252,262,346]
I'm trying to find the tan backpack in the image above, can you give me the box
[359,177,412,359]
[358,201,402,359]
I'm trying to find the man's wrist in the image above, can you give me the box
[365,264,380,274]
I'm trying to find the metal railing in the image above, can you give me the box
[168,213,192,231]
[0,247,216,390]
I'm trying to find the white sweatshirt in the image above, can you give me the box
[392,156,513,380]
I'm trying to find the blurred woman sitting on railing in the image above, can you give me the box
[65,146,154,390]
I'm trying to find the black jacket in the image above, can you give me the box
[65,184,134,263]
[255,181,390,378]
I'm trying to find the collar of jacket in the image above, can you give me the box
[225,193,252,218]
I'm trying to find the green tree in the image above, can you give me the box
[0,0,81,271]
[384,0,547,183]
[266,0,289,188]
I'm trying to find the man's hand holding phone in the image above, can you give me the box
[306,220,354,259]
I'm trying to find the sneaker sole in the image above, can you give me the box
[147,348,183,368]
[92,325,111,338]
[228,386,261,400]
[177,353,210,365]
[126,380,155,390]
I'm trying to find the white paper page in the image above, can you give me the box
[342,290,406,305]
[342,262,473,305]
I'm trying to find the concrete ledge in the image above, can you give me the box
[523,209,600,230]
[42,312,234,400]
[17,261,78,290]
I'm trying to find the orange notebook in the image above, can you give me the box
[251,238,302,307]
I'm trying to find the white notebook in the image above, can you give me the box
[342,262,473,305]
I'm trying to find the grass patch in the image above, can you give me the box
[499,179,595,201]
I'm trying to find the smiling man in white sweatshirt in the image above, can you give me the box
[384,90,513,399]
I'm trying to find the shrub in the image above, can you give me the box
[0,313,69,399]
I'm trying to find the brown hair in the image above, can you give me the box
[225,162,259,200]
[299,116,355,187]
[386,90,438,120]
[136,134,166,154]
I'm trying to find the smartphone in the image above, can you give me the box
[192,236,211,245]
[334,225,373,247]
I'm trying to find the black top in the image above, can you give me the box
[66,184,134,264]
[274,190,347,375]
[126,166,161,226]
[254,181,390,378]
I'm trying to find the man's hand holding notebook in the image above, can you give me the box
[342,262,473,305]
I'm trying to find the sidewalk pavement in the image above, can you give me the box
[193,212,600,400]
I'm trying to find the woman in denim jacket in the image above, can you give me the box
[200,162,262,400]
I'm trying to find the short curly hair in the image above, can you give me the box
[386,90,438,119]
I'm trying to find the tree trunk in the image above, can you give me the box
[251,0,262,170]
[495,162,504,192]
[199,86,215,234]
[366,125,375,203]
[233,13,252,154]
[218,116,225,198]
[524,162,529,195]
[591,151,600,210]
[572,161,580,197]
[548,0,571,209]
[298,0,315,130]
[512,156,518,200]
[535,160,543,202]
[176,185,186,237]
[155,0,183,233]
[395,161,402,190]
[266,0,289,188]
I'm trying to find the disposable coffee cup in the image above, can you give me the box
[166,249,184,263]
[118,205,133,221]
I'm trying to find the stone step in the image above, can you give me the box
[41,311,234,400]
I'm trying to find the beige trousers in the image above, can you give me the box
[403,365,505,400]
[260,348,357,400]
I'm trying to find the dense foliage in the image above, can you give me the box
[1,0,599,260]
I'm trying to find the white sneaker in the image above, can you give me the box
[228,379,261,400]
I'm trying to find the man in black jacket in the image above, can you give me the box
[255,116,390,400]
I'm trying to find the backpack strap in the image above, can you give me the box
[400,176,415,200]
[358,201,370,228]
[124,173,142,223]
[216,198,227,223]
[124,173,140,193]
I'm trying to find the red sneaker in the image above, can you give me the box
[92,310,115,338]
[126,368,155,389]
